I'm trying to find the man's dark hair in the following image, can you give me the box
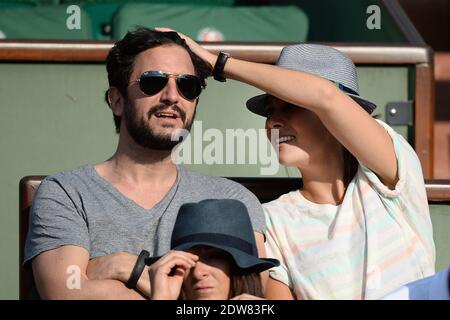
[105,27,212,133]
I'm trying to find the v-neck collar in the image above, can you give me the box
[85,164,182,212]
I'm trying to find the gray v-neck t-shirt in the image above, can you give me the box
[24,165,265,264]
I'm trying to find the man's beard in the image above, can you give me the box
[123,99,195,150]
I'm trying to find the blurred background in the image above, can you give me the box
[0,0,449,299]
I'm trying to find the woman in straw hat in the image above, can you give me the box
[158,28,435,300]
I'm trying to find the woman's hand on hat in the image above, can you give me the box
[155,27,216,68]
[149,250,199,300]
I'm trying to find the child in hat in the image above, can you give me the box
[144,199,279,300]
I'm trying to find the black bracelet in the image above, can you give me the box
[126,250,150,289]
[213,51,230,82]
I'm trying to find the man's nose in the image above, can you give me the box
[159,78,179,104]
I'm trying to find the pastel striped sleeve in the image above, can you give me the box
[263,205,294,289]
[359,120,418,198]
[359,121,434,259]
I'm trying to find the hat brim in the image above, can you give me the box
[145,241,280,274]
[347,93,377,114]
[246,92,377,116]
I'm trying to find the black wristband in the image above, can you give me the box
[213,51,230,82]
[126,250,150,289]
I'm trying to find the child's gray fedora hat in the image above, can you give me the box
[145,199,280,273]
[246,43,377,116]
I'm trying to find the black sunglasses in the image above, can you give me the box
[135,71,203,100]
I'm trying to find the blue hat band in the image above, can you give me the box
[172,233,256,255]
[331,81,358,96]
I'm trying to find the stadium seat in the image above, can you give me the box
[0,1,35,9]
[0,5,93,39]
[112,3,309,42]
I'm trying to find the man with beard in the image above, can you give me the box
[24,28,267,299]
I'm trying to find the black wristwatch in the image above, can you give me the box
[213,51,230,82]
[126,249,150,289]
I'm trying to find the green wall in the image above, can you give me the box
[0,62,447,299]
[0,63,115,299]
[430,204,450,271]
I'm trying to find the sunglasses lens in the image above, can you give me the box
[177,75,202,100]
[139,73,168,96]
[138,72,202,100]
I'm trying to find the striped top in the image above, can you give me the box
[264,121,435,299]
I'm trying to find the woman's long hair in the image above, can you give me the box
[228,264,264,298]
[342,147,359,187]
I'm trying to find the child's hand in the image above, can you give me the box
[148,250,198,300]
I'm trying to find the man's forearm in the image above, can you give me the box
[86,252,151,298]
[39,278,146,300]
